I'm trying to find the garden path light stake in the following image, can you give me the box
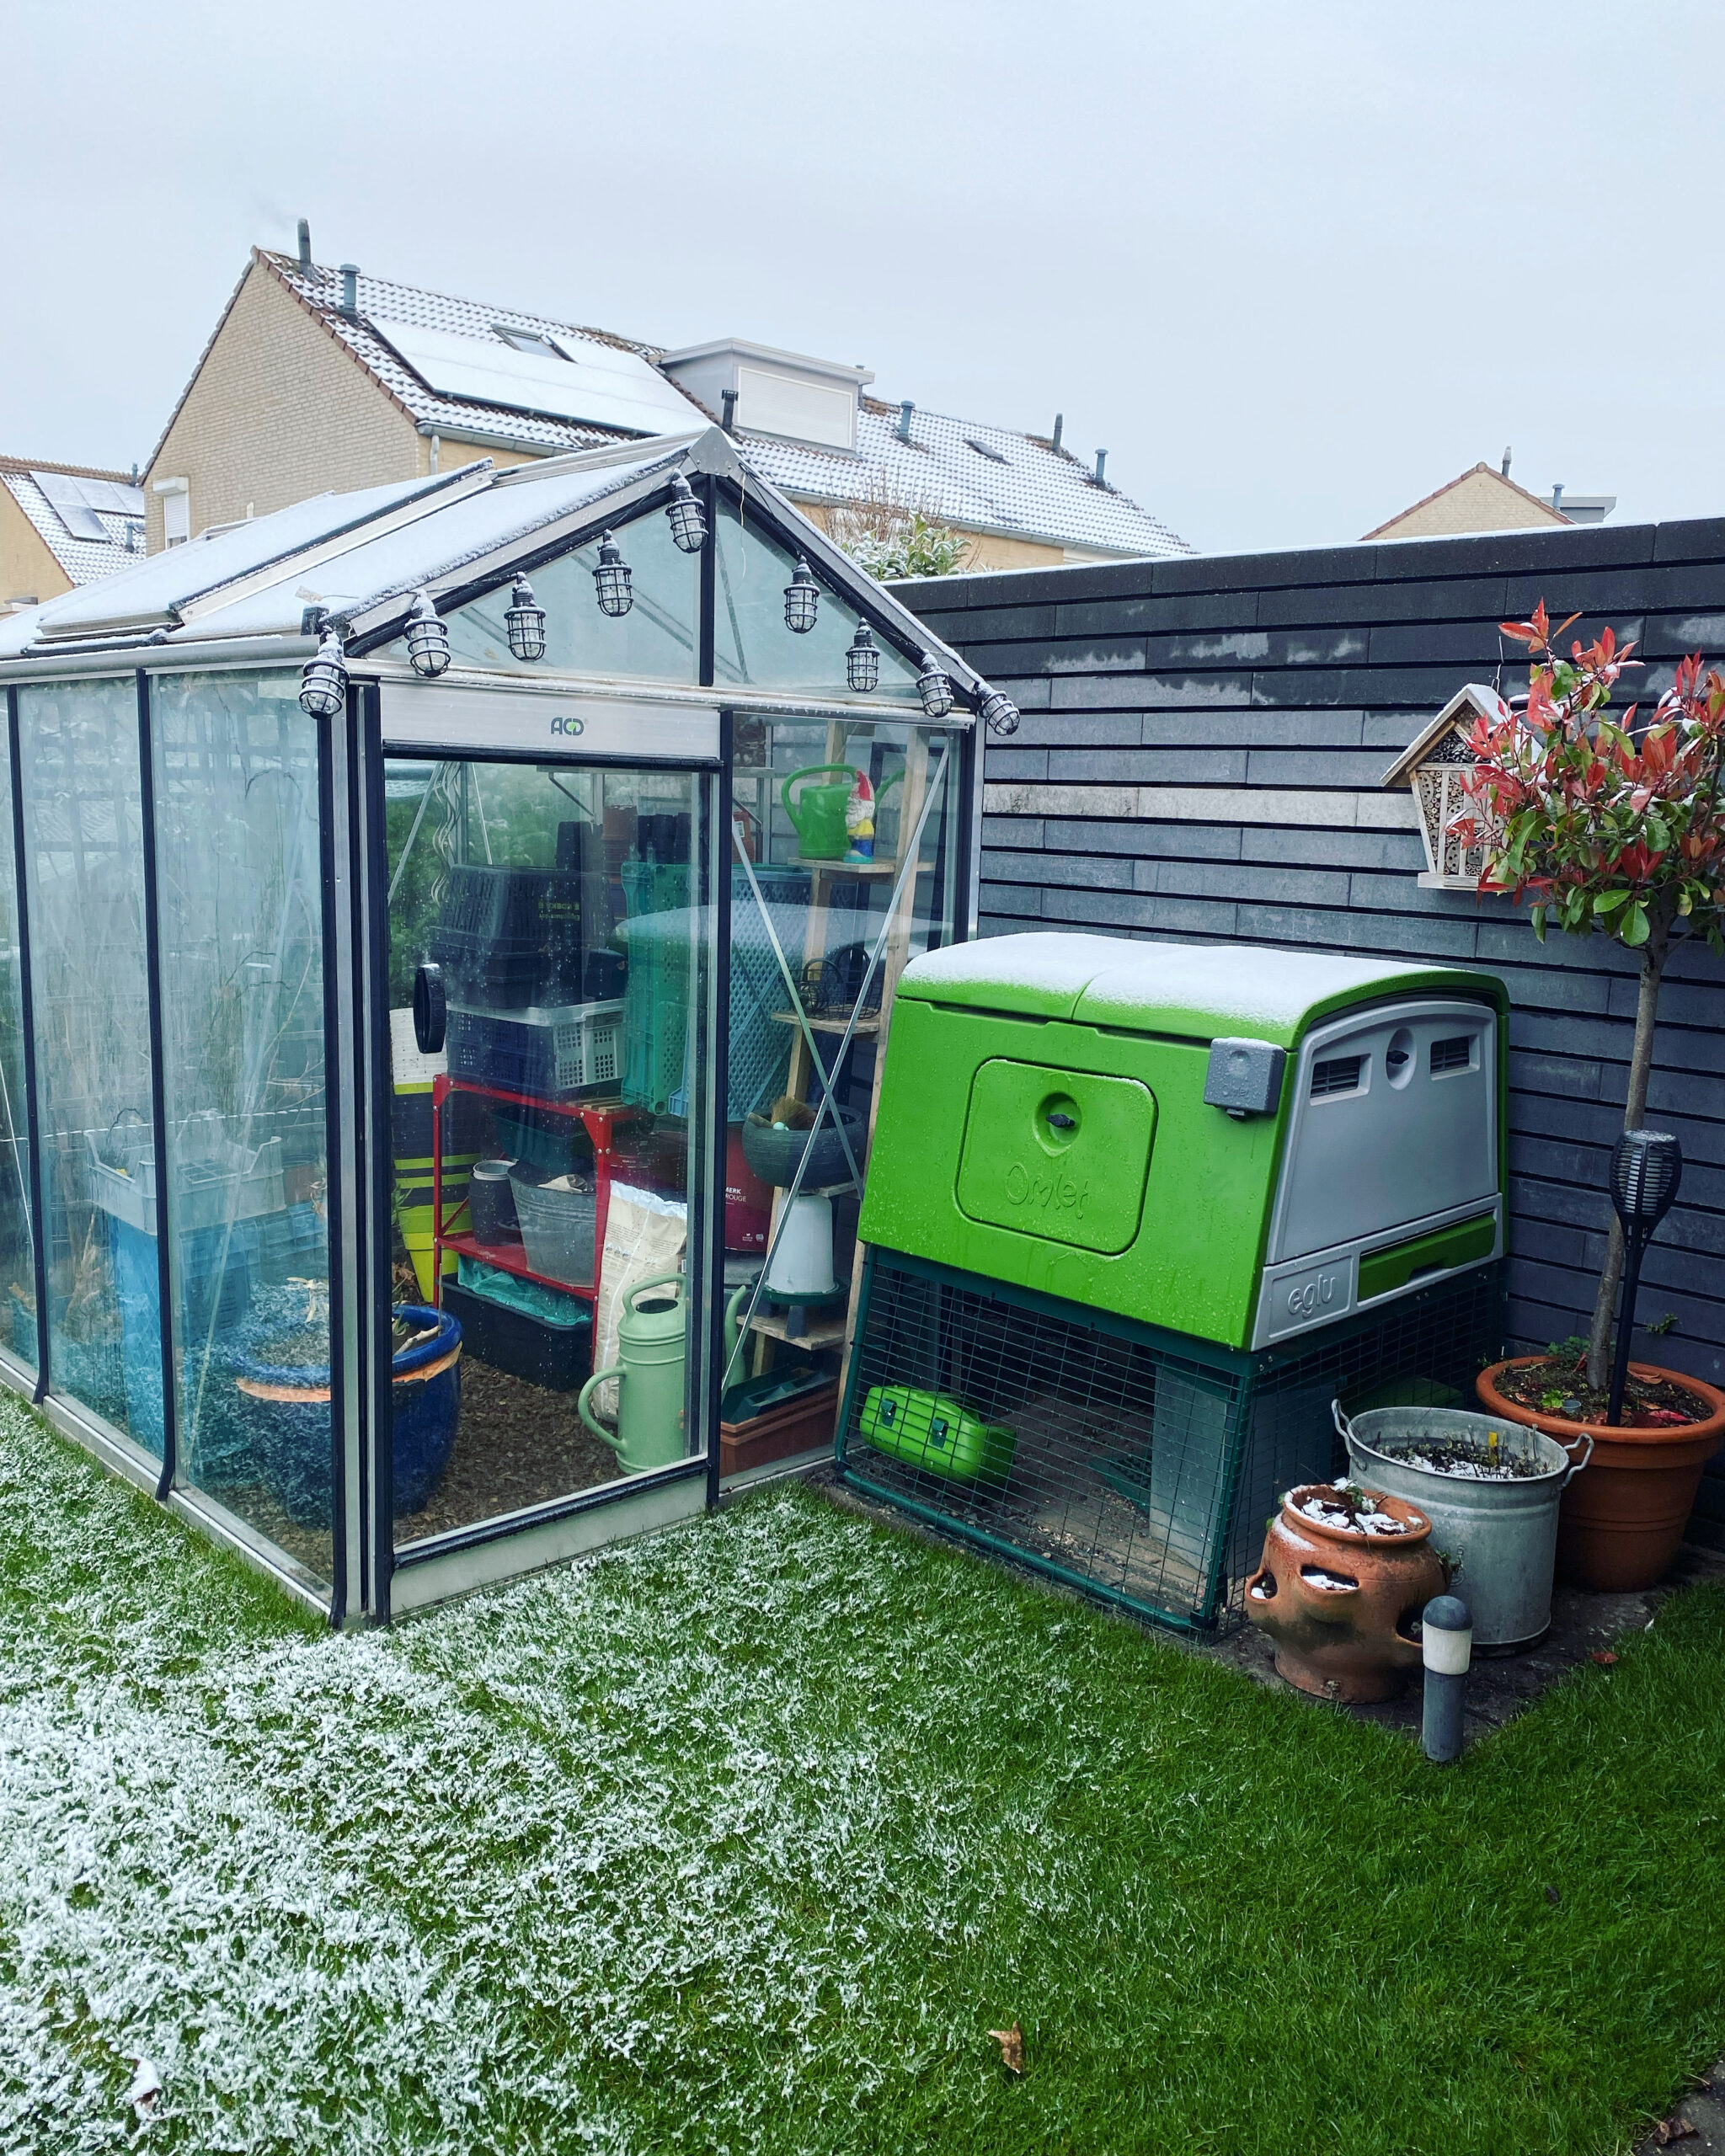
[1421,1594,1471,1764]
[1606,1130,1682,1427]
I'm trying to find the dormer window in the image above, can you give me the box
[494,326,566,360]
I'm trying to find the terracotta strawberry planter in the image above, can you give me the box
[1245,1483,1449,1703]
[1476,1358,1725,1593]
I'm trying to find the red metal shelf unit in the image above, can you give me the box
[430,1073,634,1308]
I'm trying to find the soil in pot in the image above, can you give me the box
[1488,1342,1712,1430]
[1476,1354,1725,1593]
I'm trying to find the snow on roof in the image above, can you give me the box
[2,456,146,587]
[237,253,1188,560]
[31,469,467,637]
[741,400,1191,561]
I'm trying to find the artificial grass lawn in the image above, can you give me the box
[1,1396,1722,2155]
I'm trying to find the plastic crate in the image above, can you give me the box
[88,1116,286,1236]
[443,1276,590,1391]
[488,1107,580,1179]
[440,865,583,941]
[446,999,623,1101]
[428,924,578,1012]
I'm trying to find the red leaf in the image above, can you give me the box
[1589,1650,1620,1667]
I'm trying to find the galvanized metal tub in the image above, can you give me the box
[1336,1402,1589,1652]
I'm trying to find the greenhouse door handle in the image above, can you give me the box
[414,963,446,1054]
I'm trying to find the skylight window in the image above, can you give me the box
[965,437,1008,464]
[494,325,568,361]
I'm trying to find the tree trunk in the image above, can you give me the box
[1584,913,1671,1391]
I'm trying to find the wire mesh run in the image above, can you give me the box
[837,1249,1504,1631]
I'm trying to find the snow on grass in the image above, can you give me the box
[4,1393,1725,2155]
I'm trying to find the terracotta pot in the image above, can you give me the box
[1245,1484,1449,1703]
[1476,1358,1725,1593]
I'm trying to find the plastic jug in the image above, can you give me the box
[782,766,860,860]
[578,1270,690,1472]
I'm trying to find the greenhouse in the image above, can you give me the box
[0,426,1004,1620]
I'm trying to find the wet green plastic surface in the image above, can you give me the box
[1358,1211,1497,1302]
[956,1060,1155,1255]
[862,933,1509,1349]
[858,1383,1016,1487]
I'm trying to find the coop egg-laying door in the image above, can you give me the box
[1252,998,1501,1347]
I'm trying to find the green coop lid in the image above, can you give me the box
[897,933,1501,1045]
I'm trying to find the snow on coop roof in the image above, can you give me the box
[158,252,1189,563]
[2,455,146,585]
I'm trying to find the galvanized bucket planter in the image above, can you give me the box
[1335,1402,1589,1652]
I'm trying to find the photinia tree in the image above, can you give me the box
[1453,601,1725,1390]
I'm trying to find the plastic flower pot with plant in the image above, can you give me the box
[1245,1481,1450,1702]
[1335,1401,1587,1650]
[1476,1353,1725,1592]
[231,1289,462,1529]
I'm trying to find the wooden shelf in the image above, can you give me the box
[745,1307,847,1352]
[788,857,900,878]
[771,1009,880,1038]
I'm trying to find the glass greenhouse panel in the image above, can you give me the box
[712,499,924,702]
[0,744,35,1373]
[17,678,157,1442]
[720,718,956,1434]
[413,512,700,682]
[151,670,334,1588]
[386,756,714,1550]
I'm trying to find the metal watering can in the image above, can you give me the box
[577,1273,758,1470]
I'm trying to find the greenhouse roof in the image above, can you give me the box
[0,429,991,708]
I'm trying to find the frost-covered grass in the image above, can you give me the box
[3,1394,1723,2155]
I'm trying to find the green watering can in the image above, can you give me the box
[578,1274,757,1472]
[782,763,905,861]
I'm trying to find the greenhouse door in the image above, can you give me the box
[369,687,724,1614]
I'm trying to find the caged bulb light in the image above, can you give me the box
[916,653,954,719]
[505,573,547,662]
[592,531,634,617]
[846,622,881,694]
[404,590,451,678]
[783,555,819,635]
[665,473,707,554]
[298,627,348,718]
[978,686,1020,735]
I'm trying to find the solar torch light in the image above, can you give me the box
[1606,1129,1683,1426]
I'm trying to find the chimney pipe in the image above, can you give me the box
[897,400,915,443]
[1093,448,1108,487]
[1501,445,1511,478]
[1051,413,1063,451]
[297,218,312,271]
[720,387,737,435]
[339,264,359,318]
[1551,482,1565,512]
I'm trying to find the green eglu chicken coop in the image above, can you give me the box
[839,932,1509,1628]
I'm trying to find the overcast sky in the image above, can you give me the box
[5,0,1721,557]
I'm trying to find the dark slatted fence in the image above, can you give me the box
[894,515,1725,1548]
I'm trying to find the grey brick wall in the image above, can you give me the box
[895,515,1725,1545]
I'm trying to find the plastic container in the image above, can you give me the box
[88,1116,285,1235]
[467,1160,521,1245]
[1338,1401,1581,1651]
[510,1170,598,1286]
[443,1277,590,1391]
[440,864,582,942]
[719,1369,839,1476]
[446,999,623,1101]
[489,1107,579,1179]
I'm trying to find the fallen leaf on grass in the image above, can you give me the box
[1652,2116,1697,2144]
[989,2022,1024,2074]
[123,2057,162,2116]
[1589,1651,1620,1666]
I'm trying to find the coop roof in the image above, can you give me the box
[897,931,1503,1043]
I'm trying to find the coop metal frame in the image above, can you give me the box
[836,1244,1507,1631]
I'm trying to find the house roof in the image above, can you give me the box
[1,430,1001,723]
[155,251,1189,562]
[1,455,146,585]
[1361,462,1570,542]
